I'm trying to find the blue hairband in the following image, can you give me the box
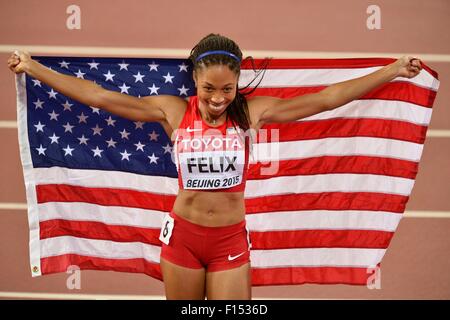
[195,50,241,63]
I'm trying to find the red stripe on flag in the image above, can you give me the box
[41,254,162,280]
[38,219,393,250]
[36,185,407,214]
[248,156,418,180]
[251,265,377,286]
[250,229,394,250]
[40,219,162,246]
[36,184,176,211]
[260,118,427,144]
[245,192,407,214]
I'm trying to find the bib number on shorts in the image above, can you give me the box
[159,214,174,245]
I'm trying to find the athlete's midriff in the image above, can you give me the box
[172,189,245,227]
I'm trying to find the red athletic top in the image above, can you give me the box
[173,96,249,192]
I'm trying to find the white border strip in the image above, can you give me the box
[0,121,18,128]
[426,130,450,138]
[1,45,450,61]
[15,73,42,277]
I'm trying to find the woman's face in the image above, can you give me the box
[194,64,239,117]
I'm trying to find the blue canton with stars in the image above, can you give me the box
[27,56,196,178]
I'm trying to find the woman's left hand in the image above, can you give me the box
[392,56,423,79]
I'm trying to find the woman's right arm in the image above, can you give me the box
[7,51,182,123]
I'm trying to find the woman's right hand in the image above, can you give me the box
[7,51,32,74]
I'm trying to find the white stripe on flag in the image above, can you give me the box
[250,248,386,268]
[245,174,415,197]
[300,99,432,125]
[38,202,402,232]
[246,210,402,232]
[251,137,424,163]
[240,67,439,91]
[40,236,385,269]
[33,167,414,197]
[38,202,166,228]
[33,167,179,195]
[40,236,161,262]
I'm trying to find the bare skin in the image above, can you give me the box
[7,52,422,300]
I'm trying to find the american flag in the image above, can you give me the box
[16,56,439,286]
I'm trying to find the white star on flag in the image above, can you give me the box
[163,72,174,83]
[91,146,103,158]
[120,150,132,161]
[119,129,131,140]
[148,153,159,164]
[90,106,100,114]
[32,79,42,87]
[91,124,103,136]
[62,122,75,133]
[148,61,159,71]
[118,61,129,70]
[59,61,70,69]
[77,135,89,145]
[133,72,145,83]
[75,69,86,79]
[103,70,115,82]
[162,143,173,154]
[77,112,89,123]
[149,130,159,141]
[49,133,60,144]
[134,142,145,151]
[88,60,99,70]
[47,89,58,99]
[48,110,60,121]
[105,116,116,126]
[33,99,44,109]
[62,101,73,111]
[134,121,144,129]
[106,138,117,148]
[119,83,130,94]
[34,122,45,132]
[178,63,189,72]
[148,84,160,95]
[36,144,46,155]
[177,85,189,96]
[63,145,75,156]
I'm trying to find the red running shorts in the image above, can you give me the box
[160,211,251,272]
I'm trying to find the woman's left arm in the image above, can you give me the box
[252,56,422,126]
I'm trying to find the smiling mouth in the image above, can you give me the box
[209,103,226,111]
